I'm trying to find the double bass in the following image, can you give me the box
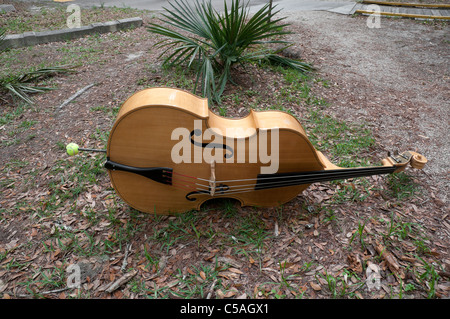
[84,87,427,215]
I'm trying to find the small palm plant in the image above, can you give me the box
[148,0,312,102]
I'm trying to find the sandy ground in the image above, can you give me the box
[283,11,449,203]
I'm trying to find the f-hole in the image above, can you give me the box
[189,129,234,159]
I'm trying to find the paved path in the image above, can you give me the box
[49,0,358,14]
[353,2,450,19]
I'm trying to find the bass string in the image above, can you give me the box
[177,167,395,197]
[173,166,395,185]
[198,167,394,190]
[171,182,198,192]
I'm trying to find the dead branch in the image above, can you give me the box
[105,269,138,294]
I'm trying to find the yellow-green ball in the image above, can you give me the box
[66,143,79,156]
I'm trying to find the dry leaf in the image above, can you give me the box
[0,280,8,293]
[375,242,405,279]
[223,288,238,298]
[317,277,328,285]
[216,289,225,299]
[310,282,321,291]
[347,253,363,273]
[105,269,138,293]
[218,271,241,280]
[217,256,242,268]
[187,267,195,275]
[401,255,416,263]
[314,242,324,250]
[228,267,244,274]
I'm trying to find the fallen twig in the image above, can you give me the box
[375,241,405,280]
[121,243,132,272]
[13,287,70,298]
[206,278,217,299]
[105,269,138,294]
[57,83,95,110]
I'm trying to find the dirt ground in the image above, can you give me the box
[0,4,449,300]
[284,10,449,203]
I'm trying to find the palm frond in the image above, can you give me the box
[3,83,35,105]
[1,65,77,105]
[264,54,314,73]
[0,27,6,52]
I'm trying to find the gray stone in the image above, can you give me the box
[22,32,37,47]
[0,4,16,13]
[117,17,143,30]
[102,21,120,33]
[0,17,143,49]
[1,34,24,49]
[59,26,93,40]
[90,22,110,34]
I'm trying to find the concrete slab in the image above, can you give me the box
[0,4,16,13]
[1,17,143,49]
[16,0,357,14]
[327,3,357,15]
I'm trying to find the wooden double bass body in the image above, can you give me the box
[105,87,426,215]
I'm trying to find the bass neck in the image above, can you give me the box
[255,165,397,190]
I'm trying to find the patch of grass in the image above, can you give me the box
[386,172,420,199]
[150,210,205,253]
[316,271,341,298]
[383,212,431,254]
[171,262,221,298]
[220,199,239,219]
[348,219,367,250]
[415,256,442,299]
[18,265,67,298]
[231,212,271,263]
[35,153,106,218]
[0,28,147,82]
[331,178,374,204]
[160,64,196,91]
[306,110,375,164]
[0,104,25,125]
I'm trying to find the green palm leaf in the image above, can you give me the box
[0,27,6,53]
